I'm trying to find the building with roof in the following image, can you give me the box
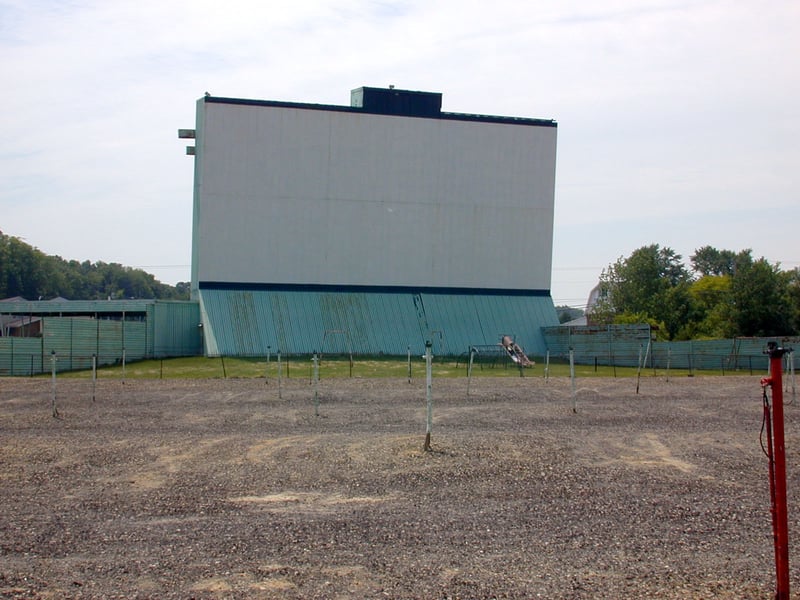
[183,86,559,357]
[0,298,201,375]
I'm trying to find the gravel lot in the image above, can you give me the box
[1,374,798,599]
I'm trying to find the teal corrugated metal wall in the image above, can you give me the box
[198,289,559,357]
[152,301,203,357]
[421,294,557,356]
[200,290,423,356]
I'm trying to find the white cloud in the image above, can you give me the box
[0,0,798,300]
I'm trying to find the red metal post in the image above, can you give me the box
[762,343,791,599]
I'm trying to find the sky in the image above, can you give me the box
[1,0,798,309]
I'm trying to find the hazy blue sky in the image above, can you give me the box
[2,0,798,307]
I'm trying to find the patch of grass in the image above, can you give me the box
[52,354,741,380]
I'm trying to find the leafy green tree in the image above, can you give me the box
[730,258,793,336]
[0,231,189,301]
[556,305,584,323]
[597,243,797,339]
[598,244,691,339]
[787,269,800,333]
[661,281,696,340]
[175,281,191,298]
[690,246,740,276]
[0,234,49,298]
[685,275,733,339]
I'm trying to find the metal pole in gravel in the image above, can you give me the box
[544,350,550,381]
[92,354,97,402]
[407,345,412,383]
[666,347,671,382]
[635,344,643,395]
[312,352,320,417]
[50,351,59,418]
[277,350,282,399]
[467,346,475,398]
[569,348,576,413]
[423,341,433,452]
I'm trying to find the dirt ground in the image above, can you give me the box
[1,374,799,599]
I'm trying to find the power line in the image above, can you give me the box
[132,265,191,269]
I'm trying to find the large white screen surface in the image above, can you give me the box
[193,99,557,291]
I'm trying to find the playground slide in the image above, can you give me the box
[500,335,534,367]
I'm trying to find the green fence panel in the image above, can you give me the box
[0,337,43,376]
[542,327,796,373]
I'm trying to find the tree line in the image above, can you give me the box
[593,244,800,340]
[4,230,797,339]
[0,231,189,301]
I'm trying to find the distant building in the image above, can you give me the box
[583,283,606,326]
[0,299,202,375]
[184,87,560,356]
